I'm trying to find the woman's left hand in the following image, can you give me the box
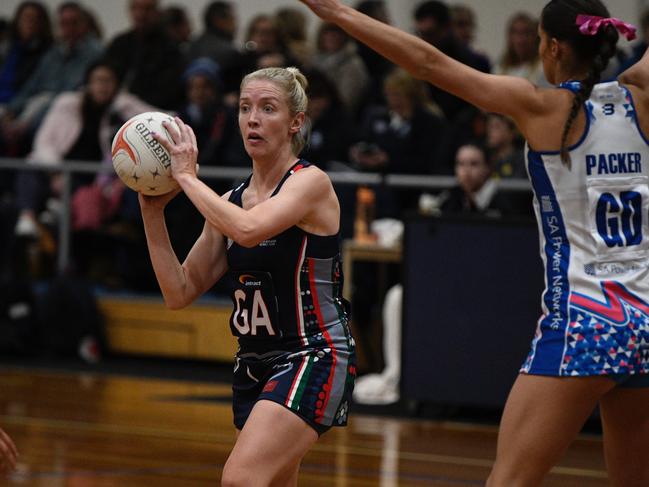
[153,116,199,182]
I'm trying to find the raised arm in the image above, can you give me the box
[299,0,545,120]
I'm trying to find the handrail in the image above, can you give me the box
[0,157,532,274]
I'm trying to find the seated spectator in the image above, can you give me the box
[413,1,488,122]
[187,1,242,100]
[351,68,447,216]
[103,0,185,110]
[0,1,102,156]
[241,14,297,71]
[275,7,312,67]
[352,68,447,175]
[177,57,241,168]
[437,142,515,216]
[485,113,526,179]
[13,61,156,283]
[494,12,547,86]
[450,4,491,73]
[160,5,192,56]
[311,21,369,118]
[169,57,242,261]
[0,1,53,104]
[81,5,102,41]
[300,67,355,168]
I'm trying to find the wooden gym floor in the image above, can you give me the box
[0,365,608,486]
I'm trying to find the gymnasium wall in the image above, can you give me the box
[0,0,643,63]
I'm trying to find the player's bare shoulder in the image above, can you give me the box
[283,163,335,198]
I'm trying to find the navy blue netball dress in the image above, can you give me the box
[226,160,356,434]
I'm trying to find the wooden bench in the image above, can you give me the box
[98,295,237,362]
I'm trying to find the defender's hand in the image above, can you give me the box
[298,0,345,21]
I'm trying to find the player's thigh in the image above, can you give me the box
[487,374,615,487]
[224,400,317,484]
[600,383,649,487]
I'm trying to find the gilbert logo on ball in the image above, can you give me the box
[111,111,180,195]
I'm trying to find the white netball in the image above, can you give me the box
[111,111,180,196]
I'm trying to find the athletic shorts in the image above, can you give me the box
[232,342,356,436]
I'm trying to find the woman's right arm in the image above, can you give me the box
[299,0,546,121]
[140,191,229,309]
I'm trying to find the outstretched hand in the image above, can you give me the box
[298,0,345,21]
[0,427,18,475]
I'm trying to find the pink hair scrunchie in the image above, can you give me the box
[576,14,637,41]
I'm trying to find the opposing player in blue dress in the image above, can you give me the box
[300,0,649,485]
[141,66,355,486]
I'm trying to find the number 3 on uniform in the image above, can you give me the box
[232,289,276,336]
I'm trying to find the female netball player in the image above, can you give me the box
[140,66,355,486]
[299,0,648,486]
[0,427,17,474]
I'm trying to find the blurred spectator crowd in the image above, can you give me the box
[0,0,646,292]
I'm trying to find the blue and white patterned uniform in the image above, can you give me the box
[522,81,649,378]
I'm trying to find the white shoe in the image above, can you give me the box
[353,373,400,405]
[15,214,38,237]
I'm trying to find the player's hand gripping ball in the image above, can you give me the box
[111,111,180,195]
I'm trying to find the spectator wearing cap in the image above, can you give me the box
[165,57,244,265]
[177,57,241,168]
